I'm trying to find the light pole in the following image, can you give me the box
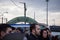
[0,12,3,23]
[6,18,8,23]
[34,12,35,20]
[10,0,27,24]
[19,2,27,24]
[53,19,55,25]
[1,11,8,24]
[1,14,3,24]
[23,3,27,30]
[46,0,49,26]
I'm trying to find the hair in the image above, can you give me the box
[0,24,12,32]
[40,29,48,38]
[45,28,51,33]
[30,24,39,32]
[16,27,23,33]
[11,27,16,30]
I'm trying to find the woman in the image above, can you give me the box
[40,29,50,40]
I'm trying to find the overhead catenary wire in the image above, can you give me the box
[10,0,22,9]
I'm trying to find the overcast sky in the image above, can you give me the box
[0,0,60,25]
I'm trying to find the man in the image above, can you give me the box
[0,24,12,40]
[29,24,41,40]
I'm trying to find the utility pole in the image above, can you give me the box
[19,2,27,24]
[53,19,55,25]
[1,11,8,24]
[2,14,3,24]
[0,12,3,24]
[10,0,27,24]
[23,3,27,30]
[46,0,49,26]
[34,12,35,20]
[6,18,7,23]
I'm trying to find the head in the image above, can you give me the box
[40,29,48,38]
[0,24,12,38]
[11,27,16,33]
[45,28,51,36]
[16,27,23,33]
[30,24,41,36]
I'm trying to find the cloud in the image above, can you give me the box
[24,0,60,12]
[48,0,60,12]
[0,0,60,12]
[0,0,60,25]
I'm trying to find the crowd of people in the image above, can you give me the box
[0,24,59,40]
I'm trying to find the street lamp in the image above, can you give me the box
[53,19,55,25]
[19,2,27,24]
[10,0,27,24]
[0,11,8,24]
[5,18,8,23]
[46,0,49,26]
[34,12,35,20]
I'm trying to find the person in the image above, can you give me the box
[16,27,23,33]
[40,29,50,40]
[0,24,12,40]
[16,27,27,40]
[11,27,16,33]
[45,28,53,40]
[29,24,41,40]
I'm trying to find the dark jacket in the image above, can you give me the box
[3,32,25,40]
[0,38,3,40]
[25,33,30,40]
[40,37,50,40]
[49,36,54,40]
[28,33,40,40]
[0,37,3,40]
